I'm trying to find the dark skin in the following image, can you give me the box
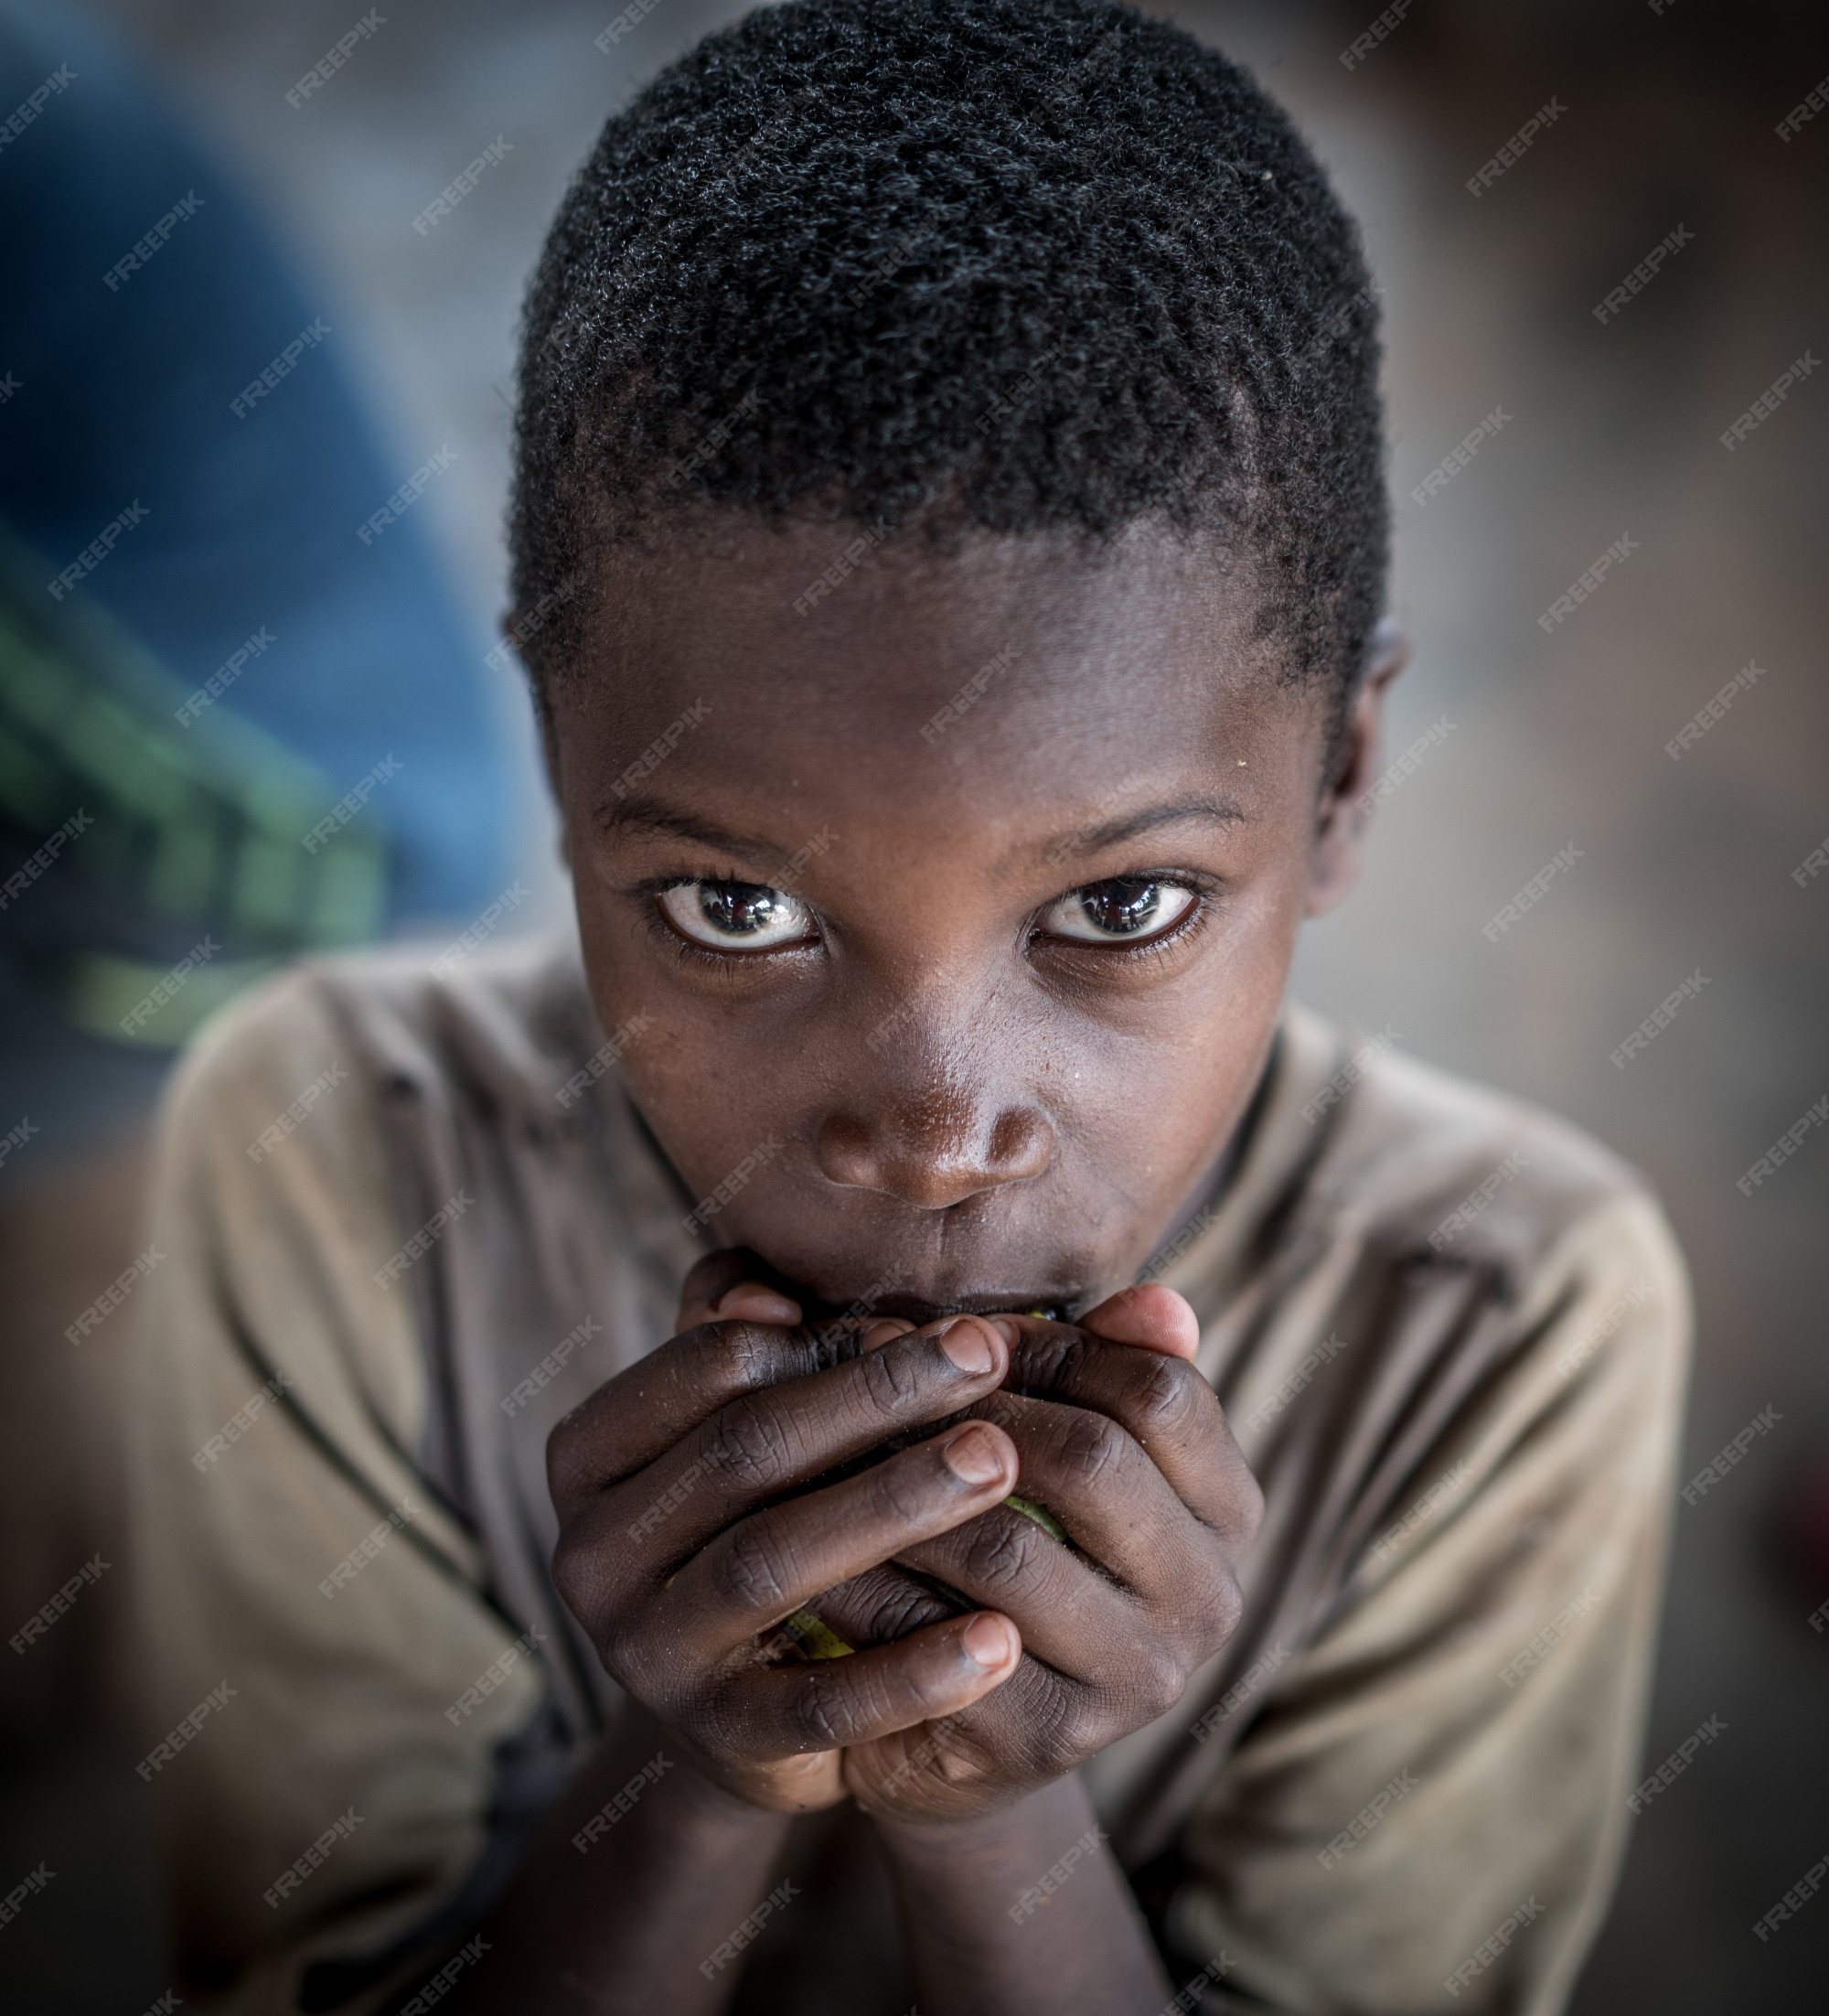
[455,516,1404,2014]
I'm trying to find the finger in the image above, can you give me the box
[610,1316,1015,1560]
[718,1610,1021,1757]
[962,1389,1226,1595]
[676,1248,804,1330]
[711,1282,804,1325]
[549,1320,838,1516]
[653,1421,1019,1660]
[809,1562,968,1648]
[550,1303,946,1518]
[843,1653,1073,1814]
[1076,1282,1200,1358]
[895,1497,1139,1679]
[901,1393,1247,1682]
[992,1322,1259,1545]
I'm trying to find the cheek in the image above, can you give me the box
[1054,872,1300,1190]
[1068,978,1275,1186]
[577,950,811,1192]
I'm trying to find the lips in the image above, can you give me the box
[815,1287,1079,1325]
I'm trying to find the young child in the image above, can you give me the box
[132,3,1689,2011]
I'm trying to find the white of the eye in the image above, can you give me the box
[658,881,815,949]
[1041,881,1197,944]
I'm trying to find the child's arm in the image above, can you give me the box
[876,1772,1171,2015]
[446,1693,796,2011]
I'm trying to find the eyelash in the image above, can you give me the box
[638,870,1215,969]
[1032,879,1213,966]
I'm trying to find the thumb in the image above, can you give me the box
[675,1247,802,1331]
[1075,1282,1201,1359]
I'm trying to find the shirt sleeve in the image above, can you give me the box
[1171,1189,1691,2016]
[129,970,547,2013]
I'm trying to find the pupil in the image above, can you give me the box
[1082,878,1161,935]
[700,881,781,935]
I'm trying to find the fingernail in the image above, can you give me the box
[936,1316,996,1375]
[987,1315,1021,1347]
[861,1317,915,1351]
[961,1613,1015,1668]
[942,1425,1006,1485]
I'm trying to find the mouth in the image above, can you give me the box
[834,1288,1081,1327]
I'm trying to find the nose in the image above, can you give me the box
[814,1077,1054,1210]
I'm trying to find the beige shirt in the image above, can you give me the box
[130,937,1688,2014]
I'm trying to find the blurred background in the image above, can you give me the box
[0,0,1823,2008]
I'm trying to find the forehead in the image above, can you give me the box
[560,516,1321,816]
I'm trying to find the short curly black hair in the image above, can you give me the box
[509,0,1387,730]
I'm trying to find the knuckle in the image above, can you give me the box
[864,1576,953,1642]
[705,1394,800,1493]
[693,1323,755,1390]
[697,1683,754,1762]
[789,1665,851,1752]
[714,1518,797,1617]
[1235,1468,1267,1545]
[549,1530,590,1616]
[1022,1328,1084,1389]
[1135,1640,1188,1720]
[544,1394,618,1507]
[1214,1564,1246,1642]
[1192,1560,1246,1652]
[957,1507,1044,1593]
[857,1338,925,1415]
[1129,1355,1201,1437]
[689,1320,776,1393]
[1062,1685,1120,1761]
[869,1453,941,1528]
[551,1525,619,1644]
[597,1612,645,1690]
[1057,1410,1128,1488]
[544,1415,587,1507]
[822,1567,954,1647]
[1015,1662,1086,1766]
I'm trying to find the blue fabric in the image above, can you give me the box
[0,0,508,927]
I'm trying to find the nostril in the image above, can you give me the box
[986,1108,1052,1182]
[813,1101,1054,1208]
[813,1112,878,1190]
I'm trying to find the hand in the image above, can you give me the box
[819,1299,1261,1825]
[658,1255,1265,1828]
[546,1261,1032,1814]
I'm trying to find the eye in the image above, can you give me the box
[1039,877,1198,945]
[656,879,817,952]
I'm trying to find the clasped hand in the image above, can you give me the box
[549,1250,1261,1824]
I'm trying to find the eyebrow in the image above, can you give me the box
[594,790,1248,876]
[1034,795,1248,864]
[593,795,800,874]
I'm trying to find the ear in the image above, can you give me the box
[1306,618,1409,917]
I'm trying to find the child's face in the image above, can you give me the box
[545,517,1386,1319]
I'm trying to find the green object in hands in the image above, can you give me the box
[780,1607,858,1661]
[1005,1311,1072,1541]
[1000,1491,1068,1543]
